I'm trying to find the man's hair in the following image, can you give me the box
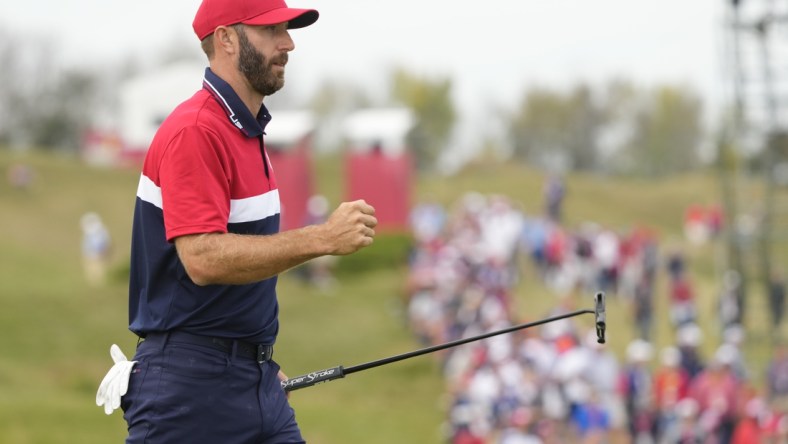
[200,24,246,60]
[200,35,215,59]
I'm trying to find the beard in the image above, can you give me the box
[236,27,287,96]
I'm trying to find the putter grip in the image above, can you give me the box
[281,366,345,392]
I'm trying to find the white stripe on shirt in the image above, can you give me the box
[137,174,163,209]
[229,189,280,223]
[136,174,280,223]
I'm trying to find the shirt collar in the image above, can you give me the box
[202,67,271,138]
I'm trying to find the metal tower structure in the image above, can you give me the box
[723,0,788,336]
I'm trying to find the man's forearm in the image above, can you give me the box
[175,226,329,286]
[174,200,377,286]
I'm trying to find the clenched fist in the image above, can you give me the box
[322,200,377,255]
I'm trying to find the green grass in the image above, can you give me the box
[0,149,786,443]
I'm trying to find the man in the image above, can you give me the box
[769,269,786,334]
[96,0,378,442]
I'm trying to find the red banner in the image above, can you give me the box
[346,150,413,232]
[269,147,314,231]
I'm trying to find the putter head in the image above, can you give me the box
[595,292,606,344]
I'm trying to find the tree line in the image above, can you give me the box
[0,28,708,177]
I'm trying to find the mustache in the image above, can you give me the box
[271,53,288,66]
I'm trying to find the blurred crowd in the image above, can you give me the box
[406,190,788,444]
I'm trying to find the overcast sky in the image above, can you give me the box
[2,0,747,165]
[1,0,731,98]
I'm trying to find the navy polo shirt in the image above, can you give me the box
[129,68,281,344]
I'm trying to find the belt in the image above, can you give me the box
[144,331,274,364]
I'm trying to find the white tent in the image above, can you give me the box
[342,107,415,156]
[119,61,206,152]
[265,110,315,149]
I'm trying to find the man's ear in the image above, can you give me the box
[214,26,238,56]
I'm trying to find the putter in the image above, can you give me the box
[281,292,606,392]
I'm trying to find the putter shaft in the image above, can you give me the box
[282,304,601,392]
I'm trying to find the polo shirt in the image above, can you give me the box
[128,67,281,344]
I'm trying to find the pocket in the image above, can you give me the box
[162,345,230,379]
[121,360,148,414]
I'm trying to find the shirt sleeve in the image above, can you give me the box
[159,125,232,241]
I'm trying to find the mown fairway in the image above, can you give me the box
[0,149,784,443]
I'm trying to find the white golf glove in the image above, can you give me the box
[96,344,137,415]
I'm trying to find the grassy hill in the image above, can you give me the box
[0,149,784,443]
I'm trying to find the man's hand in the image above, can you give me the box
[322,200,377,255]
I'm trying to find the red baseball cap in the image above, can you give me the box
[193,0,319,40]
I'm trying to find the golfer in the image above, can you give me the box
[107,0,376,442]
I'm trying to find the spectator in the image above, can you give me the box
[567,381,611,443]
[592,228,620,295]
[676,323,705,379]
[520,217,550,276]
[545,223,569,282]
[449,398,488,444]
[633,278,655,341]
[666,248,686,281]
[620,339,655,442]
[653,346,690,441]
[617,227,647,301]
[579,330,626,435]
[6,162,34,190]
[768,269,786,335]
[687,345,741,444]
[760,399,788,443]
[721,325,749,381]
[706,204,724,239]
[80,212,112,286]
[410,199,447,245]
[731,397,765,444]
[668,270,697,327]
[766,341,788,403]
[684,204,709,245]
[543,173,565,223]
[659,398,704,444]
[718,269,743,331]
[479,195,525,266]
[572,223,598,293]
[496,407,542,444]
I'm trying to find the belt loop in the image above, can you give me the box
[230,340,238,361]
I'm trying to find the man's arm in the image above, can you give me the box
[175,200,377,286]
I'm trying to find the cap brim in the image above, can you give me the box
[242,8,319,29]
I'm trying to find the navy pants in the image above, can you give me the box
[121,334,304,443]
